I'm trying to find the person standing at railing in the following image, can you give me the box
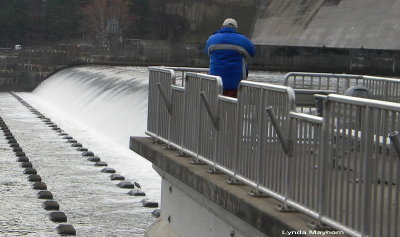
[205,18,256,98]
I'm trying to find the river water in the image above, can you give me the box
[0,66,285,236]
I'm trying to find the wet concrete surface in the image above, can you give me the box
[0,93,156,236]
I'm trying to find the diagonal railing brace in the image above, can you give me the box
[389,131,400,158]
[265,106,291,155]
[200,91,220,130]
[156,83,173,114]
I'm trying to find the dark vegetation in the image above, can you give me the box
[0,0,191,47]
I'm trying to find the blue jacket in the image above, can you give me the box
[205,27,255,90]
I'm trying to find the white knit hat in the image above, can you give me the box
[222,18,238,29]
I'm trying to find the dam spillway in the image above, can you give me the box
[0,66,161,236]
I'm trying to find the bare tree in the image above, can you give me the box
[83,0,133,37]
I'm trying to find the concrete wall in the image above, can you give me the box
[0,40,210,91]
[252,0,400,49]
[252,45,400,75]
[146,168,266,237]
[1,40,399,91]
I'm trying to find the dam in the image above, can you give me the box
[2,64,400,236]
[0,66,296,236]
[0,66,161,236]
[1,0,400,236]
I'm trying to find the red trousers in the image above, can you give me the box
[223,89,238,98]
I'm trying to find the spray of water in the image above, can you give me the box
[24,65,160,199]
[34,66,150,145]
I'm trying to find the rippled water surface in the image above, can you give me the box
[0,66,284,236]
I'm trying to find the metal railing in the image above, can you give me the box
[236,81,296,194]
[160,66,209,86]
[284,72,400,103]
[147,68,176,142]
[288,112,323,212]
[320,94,400,237]
[145,67,400,237]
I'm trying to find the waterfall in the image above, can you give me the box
[24,65,160,199]
[34,66,149,146]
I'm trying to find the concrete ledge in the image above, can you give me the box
[130,137,340,237]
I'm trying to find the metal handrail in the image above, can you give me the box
[160,66,209,73]
[284,72,400,104]
[145,67,400,237]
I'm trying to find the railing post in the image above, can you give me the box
[154,73,160,144]
[318,95,330,225]
[230,89,241,184]
[178,74,188,156]
[361,106,373,237]
[345,78,351,91]
[383,82,389,101]
[284,114,295,209]
[249,90,267,197]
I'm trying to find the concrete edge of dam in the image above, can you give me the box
[129,136,347,237]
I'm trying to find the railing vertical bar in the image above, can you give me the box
[318,76,322,90]
[299,121,308,203]
[361,106,373,236]
[273,104,278,190]
[250,88,255,179]
[357,104,364,231]
[292,118,297,201]
[339,102,346,223]
[350,104,357,228]
[333,102,342,220]
[385,111,394,237]
[286,116,295,205]
[336,78,340,94]
[273,92,278,191]
[327,101,335,218]
[319,97,329,223]
[307,120,313,207]
[296,119,302,201]
[233,95,241,178]
[181,79,187,151]
[313,122,320,209]
[256,90,264,187]
[394,137,400,237]
[379,110,387,236]
[388,112,396,237]
[299,118,304,201]
[344,103,351,226]
[301,120,307,204]
[371,109,379,237]
[155,72,161,143]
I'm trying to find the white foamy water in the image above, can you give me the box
[21,66,160,200]
[12,66,285,236]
